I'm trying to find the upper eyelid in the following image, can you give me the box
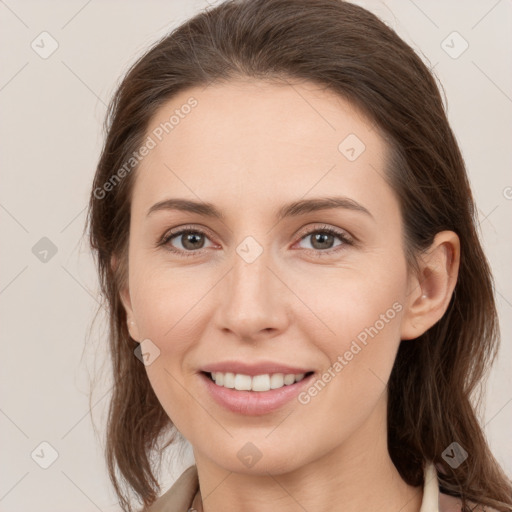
[161,224,216,244]
[295,224,352,240]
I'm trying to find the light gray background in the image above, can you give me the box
[1,1,511,510]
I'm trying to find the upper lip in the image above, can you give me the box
[201,360,313,377]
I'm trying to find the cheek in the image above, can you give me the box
[292,260,406,356]
[129,264,213,428]
[130,259,210,344]
[291,258,406,415]
[291,290,404,456]
[144,360,192,435]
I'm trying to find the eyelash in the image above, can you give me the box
[157,224,354,259]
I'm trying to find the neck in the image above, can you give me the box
[193,397,423,512]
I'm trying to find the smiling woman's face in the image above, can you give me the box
[120,79,417,475]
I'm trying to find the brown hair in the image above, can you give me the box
[85,0,512,511]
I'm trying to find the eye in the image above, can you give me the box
[294,224,353,257]
[157,223,354,258]
[158,225,216,257]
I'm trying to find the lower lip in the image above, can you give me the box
[199,372,315,416]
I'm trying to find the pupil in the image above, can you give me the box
[183,232,203,250]
[314,233,332,249]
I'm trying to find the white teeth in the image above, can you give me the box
[234,374,252,390]
[210,371,308,391]
[252,374,270,392]
[270,373,284,389]
[283,374,296,385]
[223,372,235,388]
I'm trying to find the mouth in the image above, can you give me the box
[199,370,316,415]
[201,370,315,392]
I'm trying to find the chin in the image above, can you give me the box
[202,440,309,476]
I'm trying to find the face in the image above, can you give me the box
[121,79,413,475]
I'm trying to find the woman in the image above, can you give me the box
[86,1,512,511]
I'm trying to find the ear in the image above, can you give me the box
[111,254,142,342]
[400,231,460,340]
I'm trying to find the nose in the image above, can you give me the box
[213,243,291,342]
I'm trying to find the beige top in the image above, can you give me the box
[146,462,488,512]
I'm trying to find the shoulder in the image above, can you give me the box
[439,492,464,512]
[428,462,500,512]
[146,465,199,512]
[439,491,500,512]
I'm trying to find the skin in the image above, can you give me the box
[117,79,460,512]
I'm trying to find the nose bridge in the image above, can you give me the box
[231,242,269,299]
[215,237,288,338]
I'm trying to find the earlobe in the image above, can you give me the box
[110,254,117,273]
[127,318,141,342]
[123,291,141,342]
[111,254,141,342]
[120,288,141,341]
[400,231,460,341]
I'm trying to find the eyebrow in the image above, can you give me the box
[146,196,373,221]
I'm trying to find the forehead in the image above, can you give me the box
[131,79,394,220]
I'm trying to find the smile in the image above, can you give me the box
[199,370,316,415]
[207,371,311,391]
